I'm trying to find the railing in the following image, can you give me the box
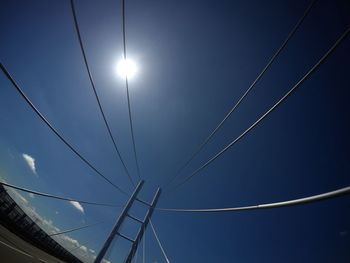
[0,184,82,263]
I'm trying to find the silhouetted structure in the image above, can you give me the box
[0,184,82,263]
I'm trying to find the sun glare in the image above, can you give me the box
[117,58,137,79]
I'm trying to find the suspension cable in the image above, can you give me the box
[150,220,170,263]
[157,185,350,213]
[143,227,145,263]
[1,181,121,207]
[50,221,104,237]
[70,0,135,187]
[122,0,142,180]
[163,0,317,188]
[169,26,350,192]
[0,63,129,196]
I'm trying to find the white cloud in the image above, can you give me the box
[80,246,88,253]
[28,193,35,198]
[69,201,84,213]
[22,153,37,175]
[56,234,97,262]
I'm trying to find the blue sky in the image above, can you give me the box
[1,0,350,262]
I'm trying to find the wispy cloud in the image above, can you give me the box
[55,234,97,262]
[22,153,37,175]
[28,193,35,198]
[69,201,84,213]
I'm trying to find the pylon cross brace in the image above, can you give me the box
[94,180,161,263]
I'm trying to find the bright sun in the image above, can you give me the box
[117,58,137,79]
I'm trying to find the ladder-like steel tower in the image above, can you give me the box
[94,180,161,263]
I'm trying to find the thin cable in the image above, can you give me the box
[122,0,142,180]
[143,228,145,263]
[163,0,317,188]
[70,0,135,188]
[157,185,350,213]
[170,26,350,191]
[133,241,139,263]
[149,220,170,263]
[0,63,129,196]
[50,221,104,236]
[1,181,121,207]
